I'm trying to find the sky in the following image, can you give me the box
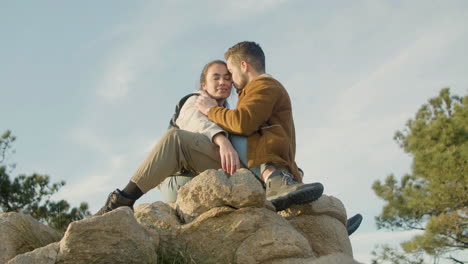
[1,1,467,263]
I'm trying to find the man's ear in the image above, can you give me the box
[240,61,248,73]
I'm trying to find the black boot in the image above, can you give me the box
[95,189,136,216]
[346,214,363,236]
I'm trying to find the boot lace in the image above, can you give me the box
[281,171,298,185]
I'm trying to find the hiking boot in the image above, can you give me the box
[94,189,136,216]
[266,170,324,211]
[346,213,363,236]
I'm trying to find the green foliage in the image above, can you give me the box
[371,245,424,264]
[0,130,16,166]
[0,130,91,232]
[372,88,468,263]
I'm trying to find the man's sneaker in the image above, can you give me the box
[266,170,324,211]
[346,214,363,236]
[94,189,135,216]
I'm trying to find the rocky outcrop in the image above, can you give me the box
[278,195,353,257]
[6,208,157,264]
[175,169,267,223]
[3,169,362,264]
[0,212,62,264]
[56,207,157,264]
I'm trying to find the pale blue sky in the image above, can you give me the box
[1,1,467,262]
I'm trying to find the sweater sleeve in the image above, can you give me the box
[207,79,280,136]
[176,95,227,142]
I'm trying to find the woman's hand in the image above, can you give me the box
[213,133,240,175]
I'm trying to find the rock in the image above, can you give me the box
[7,243,59,264]
[134,201,179,249]
[229,168,266,208]
[180,207,314,263]
[3,169,363,264]
[176,169,266,223]
[56,207,157,264]
[0,212,62,263]
[278,195,353,257]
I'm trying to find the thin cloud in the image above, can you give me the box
[331,19,464,123]
[70,126,112,155]
[95,2,194,100]
[211,0,288,21]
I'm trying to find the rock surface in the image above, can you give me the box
[57,207,157,264]
[0,212,62,264]
[279,195,353,257]
[7,243,59,264]
[176,169,266,223]
[4,169,363,264]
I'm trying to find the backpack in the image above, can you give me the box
[167,92,200,176]
[168,93,199,129]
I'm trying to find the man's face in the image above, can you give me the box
[227,58,248,90]
[202,63,232,100]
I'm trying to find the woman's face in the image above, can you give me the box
[202,63,233,101]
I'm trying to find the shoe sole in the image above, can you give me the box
[347,214,363,236]
[270,183,324,211]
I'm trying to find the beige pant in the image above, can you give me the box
[131,128,222,193]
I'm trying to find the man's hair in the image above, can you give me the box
[199,60,228,89]
[224,41,265,73]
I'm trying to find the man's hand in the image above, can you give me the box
[195,91,217,116]
[213,133,240,175]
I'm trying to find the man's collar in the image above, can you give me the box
[252,73,272,82]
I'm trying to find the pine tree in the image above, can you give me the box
[372,88,467,263]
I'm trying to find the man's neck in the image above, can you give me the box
[247,71,266,83]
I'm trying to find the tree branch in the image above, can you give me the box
[447,256,465,264]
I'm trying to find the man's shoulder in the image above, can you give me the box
[248,75,285,91]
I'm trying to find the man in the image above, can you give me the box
[195,41,323,211]
[196,41,361,233]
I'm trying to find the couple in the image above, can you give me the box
[96,41,362,235]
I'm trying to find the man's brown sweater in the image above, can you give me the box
[207,75,301,182]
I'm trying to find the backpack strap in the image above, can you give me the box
[169,93,200,129]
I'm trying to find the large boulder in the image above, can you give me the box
[183,207,314,263]
[7,207,158,264]
[136,203,314,264]
[0,212,62,263]
[135,169,315,263]
[56,207,157,264]
[175,168,266,223]
[134,201,179,251]
[278,195,353,257]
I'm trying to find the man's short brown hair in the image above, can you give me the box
[224,41,265,73]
